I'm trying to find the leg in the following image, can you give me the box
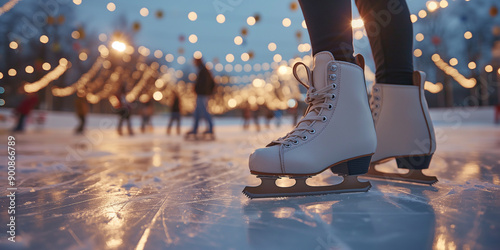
[299,0,354,62]
[355,0,413,85]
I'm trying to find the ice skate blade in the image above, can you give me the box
[184,134,216,141]
[362,166,438,185]
[242,175,371,199]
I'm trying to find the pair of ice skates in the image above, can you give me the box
[243,52,437,199]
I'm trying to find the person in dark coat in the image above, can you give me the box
[13,92,39,132]
[187,58,216,135]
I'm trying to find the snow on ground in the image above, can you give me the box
[0,107,499,250]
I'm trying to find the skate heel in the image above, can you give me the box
[396,154,433,170]
[331,155,372,176]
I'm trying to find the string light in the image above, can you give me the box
[25,65,34,74]
[468,62,476,70]
[140,7,149,17]
[464,31,472,39]
[485,65,493,73]
[432,54,476,88]
[188,34,198,43]
[268,42,277,52]
[193,51,202,59]
[241,53,250,61]
[9,41,18,49]
[418,10,427,18]
[351,18,364,28]
[40,35,49,44]
[302,20,307,29]
[8,69,16,76]
[73,0,81,5]
[414,49,422,57]
[226,54,234,63]
[0,0,22,15]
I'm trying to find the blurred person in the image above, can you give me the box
[13,91,39,132]
[167,91,182,135]
[74,95,89,134]
[140,101,154,133]
[116,93,134,136]
[243,0,438,198]
[186,58,216,139]
[495,104,500,124]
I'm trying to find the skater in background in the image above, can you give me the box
[13,90,39,132]
[167,91,182,135]
[140,101,154,133]
[186,57,216,137]
[252,104,261,132]
[116,93,134,136]
[244,0,438,198]
[74,95,89,134]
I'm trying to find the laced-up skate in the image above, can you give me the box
[243,52,377,199]
[363,71,438,184]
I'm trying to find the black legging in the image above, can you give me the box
[299,0,413,85]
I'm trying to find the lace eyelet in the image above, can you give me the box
[374,87,379,92]
[332,84,337,89]
[322,116,327,122]
[293,140,299,145]
[374,112,378,116]
[375,104,379,108]
[375,96,380,101]
[302,135,308,140]
[284,144,291,148]
[329,74,337,81]
[331,94,336,100]
[309,129,316,134]
[330,64,337,72]
[327,104,333,110]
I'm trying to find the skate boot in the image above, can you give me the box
[364,71,437,184]
[243,51,377,199]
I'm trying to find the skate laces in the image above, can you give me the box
[272,62,337,148]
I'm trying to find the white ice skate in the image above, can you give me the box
[364,71,438,184]
[243,52,377,199]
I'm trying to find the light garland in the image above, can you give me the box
[24,59,70,93]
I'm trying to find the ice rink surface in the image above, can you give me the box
[0,108,499,250]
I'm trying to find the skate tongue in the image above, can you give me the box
[312,52,335,90]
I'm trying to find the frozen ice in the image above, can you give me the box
[0,108,499,250]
